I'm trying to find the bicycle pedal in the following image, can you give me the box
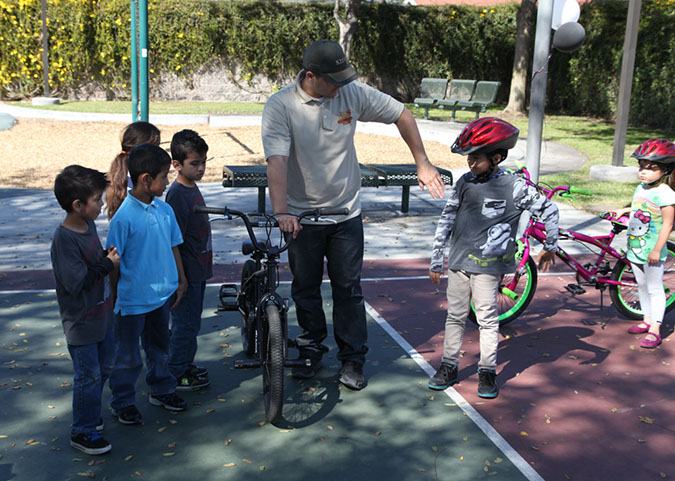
[218,284,240,311]
[284,358,312,368]
[565,283,587,295]
[234,359,262,369]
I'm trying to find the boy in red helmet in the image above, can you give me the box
[428,117,559,398]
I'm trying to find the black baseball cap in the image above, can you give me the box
[302,40,359,87]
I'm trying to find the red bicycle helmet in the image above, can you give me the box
[631,138,675,165]
[451,117,519,157]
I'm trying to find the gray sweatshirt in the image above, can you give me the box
[431,170,559,275]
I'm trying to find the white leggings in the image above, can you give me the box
[631,261,665,325]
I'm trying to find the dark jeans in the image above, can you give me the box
[109,300,176,409]
[288,215,368,364]
[68,327,115,435]
[168,281,206,377]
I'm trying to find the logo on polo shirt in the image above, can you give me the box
[338,110,353,125]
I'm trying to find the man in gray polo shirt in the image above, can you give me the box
[262,39,444,390]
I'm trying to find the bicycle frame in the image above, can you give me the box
[520,220,637,289]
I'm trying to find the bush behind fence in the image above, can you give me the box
[0,0,673,129]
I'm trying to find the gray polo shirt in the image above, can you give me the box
[262,75,404,220]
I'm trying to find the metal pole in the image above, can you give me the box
[139,0,149,122]
[130,0,138,122]
[611,0,642,167]
[40,0,49,97]
[524,0,554,184]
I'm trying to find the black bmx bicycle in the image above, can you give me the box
[194,205,347,424]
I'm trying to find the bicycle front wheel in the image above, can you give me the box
[262,304,284,425]
[609,241,675,319]
[469,255,538,326]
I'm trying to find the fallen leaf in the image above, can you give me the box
[520,432,528,436]
[242,459,252,464]
[163,453,175,457]
[432,446,438,452]
[76,472,94,478]
[639,416,656,424]
[327,425,333,430]
[206,409,215,414]
[124,455,134,461]
[158,427,167,433]
[531,446,540,451]
[224,439,232,446]
[224,463,236,467]
[257,421,266,426]
[168,443,176,449]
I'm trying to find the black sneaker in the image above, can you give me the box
[95,417,104,432]
[339,361,366,391]
[112,405,143,425]
[176,371,210,391]
[149,393,187,411]
[477,368,498,399]
[428,363,458,390]
[70,431,111,455]
[291,358,323,379]
[188,364,208,377]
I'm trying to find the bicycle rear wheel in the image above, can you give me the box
[262,304,284,425]
[609,241,675,319]
[469,255,538,326]
[240,260,257,357]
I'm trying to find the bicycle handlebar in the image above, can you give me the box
[512,166,594,199]
[193,206,349,255]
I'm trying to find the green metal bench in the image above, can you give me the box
[442,81,500,121]
[222,163,453,214]
[413,78,449,120]
[437,79,477,121]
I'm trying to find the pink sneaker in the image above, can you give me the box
[640,333,662,349]
[628,322,650,334]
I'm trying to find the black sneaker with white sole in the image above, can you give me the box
[149,393,187,411]
[428,363,458,390]
[339,361,366,391]
[96,417,104,432]
[477,368,498,399]
[70,431,111,455]
[112,405,143,425]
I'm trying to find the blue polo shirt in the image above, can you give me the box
[107,194,183,315]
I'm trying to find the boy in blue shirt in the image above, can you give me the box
[51,165,119,455]
[166,130,213,390]
[107,143,188,424]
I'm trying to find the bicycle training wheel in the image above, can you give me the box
[469,255,538,326]
[262,304,284,425]
[240,260,257,357]
[609,241,675,320]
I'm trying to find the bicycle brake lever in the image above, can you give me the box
[208,215,227,223]
[560,193,574,200]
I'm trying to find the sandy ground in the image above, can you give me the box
[0,118,465,189]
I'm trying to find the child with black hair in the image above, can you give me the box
[166,129,213,390]
[106,143,188,425]
[51,165,119,455]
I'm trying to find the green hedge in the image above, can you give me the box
[1,0,673,129]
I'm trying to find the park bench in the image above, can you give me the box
[413,78,449,120]
[441,81,500,122]
[437,79,477,121]
[222,164,453,214]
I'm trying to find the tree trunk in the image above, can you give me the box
[334,0,362,61]
[504,0,537,114]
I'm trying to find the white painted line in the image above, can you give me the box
[365,301,545,481]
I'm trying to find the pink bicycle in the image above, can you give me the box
[470,167,675,325]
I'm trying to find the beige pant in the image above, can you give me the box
[442,270,500,370]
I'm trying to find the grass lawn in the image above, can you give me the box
[12,99,675,212]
